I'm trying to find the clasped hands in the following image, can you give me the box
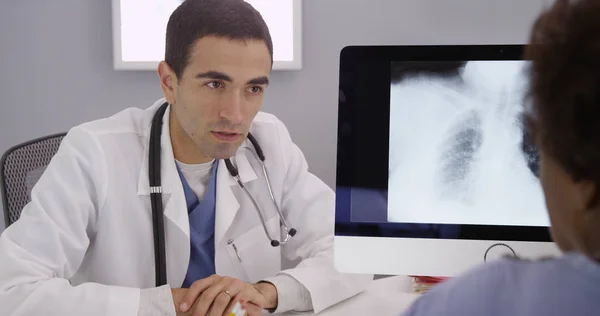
[172,274,278,316]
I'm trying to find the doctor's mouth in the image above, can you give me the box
[212,131,242,142]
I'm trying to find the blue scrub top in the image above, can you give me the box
[177,161,218,288]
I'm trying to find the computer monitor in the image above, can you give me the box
[334,45,561,277]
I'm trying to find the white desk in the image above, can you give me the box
[283,276,420,316]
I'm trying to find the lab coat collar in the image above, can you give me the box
[137,101,179,196]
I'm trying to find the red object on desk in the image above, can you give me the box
[408,276,450,293]
[410,276,449,283]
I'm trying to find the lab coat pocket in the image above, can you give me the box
[227,217,281,283]
[226,239,250,282]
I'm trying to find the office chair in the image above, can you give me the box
[0,133,67,228]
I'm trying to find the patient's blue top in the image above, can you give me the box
[401,252,600,316]
[177,162,218,288]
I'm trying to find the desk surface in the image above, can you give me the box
[284,276,420,316]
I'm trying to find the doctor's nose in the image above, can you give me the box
[219,92,244,125]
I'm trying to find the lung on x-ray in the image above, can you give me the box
[387,61,549,227]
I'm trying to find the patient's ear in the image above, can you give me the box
[577,180,597,212]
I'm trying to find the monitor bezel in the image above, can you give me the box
[334,44,552,243]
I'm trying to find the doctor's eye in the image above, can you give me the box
[247,86,263,95]
[206,81,223,89]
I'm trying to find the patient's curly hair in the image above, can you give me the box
[525,0,600,204]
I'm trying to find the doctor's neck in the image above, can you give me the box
[169,110,213,165]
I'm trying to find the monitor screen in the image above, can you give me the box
[387,60,548,227]
[334,46,560,277]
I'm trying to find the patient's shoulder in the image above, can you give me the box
[400,256,562,316]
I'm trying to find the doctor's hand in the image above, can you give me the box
[174,274,278,316]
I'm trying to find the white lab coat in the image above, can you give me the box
[0,99,372,316]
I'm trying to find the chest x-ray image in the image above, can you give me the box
[387,61,549,227]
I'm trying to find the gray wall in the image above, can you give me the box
[0,0,549,232]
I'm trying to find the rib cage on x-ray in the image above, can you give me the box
[387,61,549,227]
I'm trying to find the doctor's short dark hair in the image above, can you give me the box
[164,0,274,79]
[525,0,600,205]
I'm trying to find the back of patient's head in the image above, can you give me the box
[527,0,600,194]
[525,0,600,258]
[164,0,274,79]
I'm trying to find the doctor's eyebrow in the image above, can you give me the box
[196,71,232,81]
[195,71,269,85]
[247,76,269,86]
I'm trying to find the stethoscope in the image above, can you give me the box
[150,102,297,286]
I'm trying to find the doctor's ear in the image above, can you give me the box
[157,61,178,105]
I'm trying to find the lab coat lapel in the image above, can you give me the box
[136,103,190,237]
[214,144,258,246]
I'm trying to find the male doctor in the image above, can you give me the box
[0,0,372,315]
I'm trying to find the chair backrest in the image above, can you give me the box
[0,133,67,228]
